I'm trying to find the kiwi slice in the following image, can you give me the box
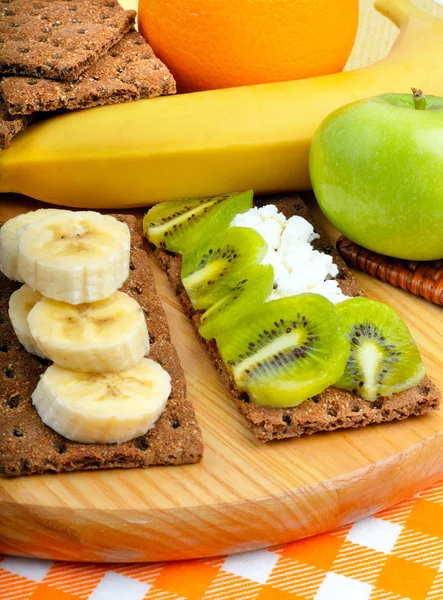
[143,190,253,254]
[335,297,425,401]
[198,264,274,340]
[182,226,268,309]
[216,294,350,408]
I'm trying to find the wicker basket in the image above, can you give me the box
[336,236,443,306]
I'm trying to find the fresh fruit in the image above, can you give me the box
[18,211,130,304]
[182,227,267,310]
[1,0,442,207]
[138,0,358,92]
[8,284,46,358]
[334,297,425,401]
[32,359,171,444]
[0,209,70,281]
[310,90,443,260]
[198,264,274,341]
[28,291,149,373]
[216,294,350,408]
[143,190,253,254]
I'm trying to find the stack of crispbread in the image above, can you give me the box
[0,0,176,149]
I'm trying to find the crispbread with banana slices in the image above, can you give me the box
[0,214,203,477]
[153,195,441,442]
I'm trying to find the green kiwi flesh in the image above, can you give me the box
[216,294,350,408]
[182,226,268,310]
[198,264,274,340]
[335,297,425,401]
[143,190,253,253]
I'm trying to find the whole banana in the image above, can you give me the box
[1,0,443,208]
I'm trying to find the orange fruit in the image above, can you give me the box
[138,0,359,92]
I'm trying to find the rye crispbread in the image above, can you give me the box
[0,98,29,149]
[0,215,203,477]
[153,195,441,442]
[0,0,136,81]
[1,31,176,115]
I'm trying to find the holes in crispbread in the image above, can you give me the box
[4,364,15,378]
[282,414,291,425]
[372,398,384,410]
[6,393,20,409]
[20,459,32,472]
[54,441,67,454]
[0,344,8,352]
[419,384,432,397]
[13,427,24,437]
[133,437,149,451]
[170,415,180,429]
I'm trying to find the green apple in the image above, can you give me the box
[309,90,443,260]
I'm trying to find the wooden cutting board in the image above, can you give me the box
[0,193,442,563]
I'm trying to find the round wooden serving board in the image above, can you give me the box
[0,193,442,563]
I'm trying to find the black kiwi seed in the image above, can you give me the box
[232,315,316,377]
[344,319,404,389]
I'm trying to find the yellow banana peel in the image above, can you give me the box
[1,0,443,208]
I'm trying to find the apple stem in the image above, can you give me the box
[412,88,426,110]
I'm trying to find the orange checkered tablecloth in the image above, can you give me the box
[2,480,443,600]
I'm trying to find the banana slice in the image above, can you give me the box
[28,291,149,373]
[0,208,70,282]
[8,284,47,358]
[32,359,171,444]
[17,211,130,304]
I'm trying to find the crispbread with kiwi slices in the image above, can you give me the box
[0,215,203,477]
[153,195,441,442]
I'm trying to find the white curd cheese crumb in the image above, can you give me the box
[310,280,348,304]
[256,204,287,225]
[280,216,319,252]
[230,205,349,304]
[231,209,263,231]
[231,205,285,250]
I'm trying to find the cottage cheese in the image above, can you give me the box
[230,205,348,304]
